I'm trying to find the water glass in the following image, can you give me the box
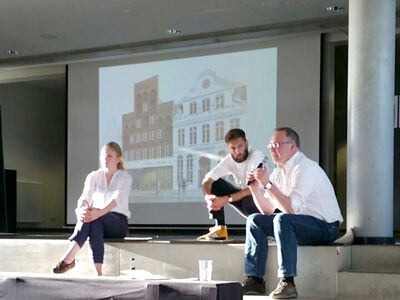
[198,260,213,281]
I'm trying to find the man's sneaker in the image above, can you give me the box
[197,225,228,240]
[270,278,298,299]
[52,260,75,274]
[242,276,266,295]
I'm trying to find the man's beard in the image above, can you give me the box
[232,148,249,163]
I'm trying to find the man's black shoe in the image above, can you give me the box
[242,276,266,295]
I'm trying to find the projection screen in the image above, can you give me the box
[67,33,321,226]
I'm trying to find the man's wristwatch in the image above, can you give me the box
[264,181,272,190]
[228,195,234,203]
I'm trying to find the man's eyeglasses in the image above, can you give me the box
[267,141,293,149]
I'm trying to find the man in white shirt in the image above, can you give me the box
[242,127,343,299]
[198,128,265,240]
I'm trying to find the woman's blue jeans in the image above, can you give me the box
[244,213,339,278]
[69,212,128,263]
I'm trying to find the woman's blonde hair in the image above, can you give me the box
[103,142,125,170]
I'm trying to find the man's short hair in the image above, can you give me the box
[225,128,246,143]
[275,127,300,148]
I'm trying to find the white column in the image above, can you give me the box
[347,0,396,242]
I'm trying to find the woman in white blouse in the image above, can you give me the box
[53,142,132,275]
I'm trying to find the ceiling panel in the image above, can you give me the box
[0,0,396,66]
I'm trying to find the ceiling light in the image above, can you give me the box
[326,5,345,12]
[7,50,19,56]
[166,29,182,36]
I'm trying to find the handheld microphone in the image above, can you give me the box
[246,162,264,186]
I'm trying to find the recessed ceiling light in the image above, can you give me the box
[326,5,345,12]
[40,34,58,40]
[7,50,19,56]
[166,29,182,36]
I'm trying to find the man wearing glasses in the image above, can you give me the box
[197,128,266,240]
[242,127,343,299]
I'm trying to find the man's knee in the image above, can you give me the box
[246,213,264,230]
[273,213,294,230]
[211,178,238,196]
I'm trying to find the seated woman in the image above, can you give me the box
[53,142,132,276]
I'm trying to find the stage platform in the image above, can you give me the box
[1,234,400,299]
[0,234,342,299]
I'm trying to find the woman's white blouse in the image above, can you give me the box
[78,169,132,218]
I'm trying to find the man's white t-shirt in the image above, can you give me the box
[205,149,265,189]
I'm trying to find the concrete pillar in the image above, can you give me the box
[347,0,396,243]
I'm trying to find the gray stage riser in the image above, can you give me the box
[0,239,342,298]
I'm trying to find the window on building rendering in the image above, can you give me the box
[165,145,171,157]
[149,115,155,125]
[136,119,141,128]
[230,118,240,129]
[187,155,193,183]
[157,129,162,139]
[190,127,197,145]
[216,94,225,109]
[178,128,185,146]
[143,102,148,112]
[177,155,183,183]
[190,102,197,114]
[202,124,210,143]
[202,98,210,112]
[215,121,224,141]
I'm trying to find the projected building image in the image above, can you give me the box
[173,69,246,192]
[122,70,247,203]
[122,76,173,194]
[96,47,276,224]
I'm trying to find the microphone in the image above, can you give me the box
[247,162,264,186]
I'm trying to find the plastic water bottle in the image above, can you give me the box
[74,257,81,275]
[131,258,136,270]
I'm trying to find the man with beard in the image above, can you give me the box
[197,128,265,240]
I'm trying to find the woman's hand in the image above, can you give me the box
[84,207,102,223]
[75,205,89,222]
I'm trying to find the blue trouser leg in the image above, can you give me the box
[274,213,339,277]
[69,212,128,263]
[244,213,340,279]
[244,213,275,278]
